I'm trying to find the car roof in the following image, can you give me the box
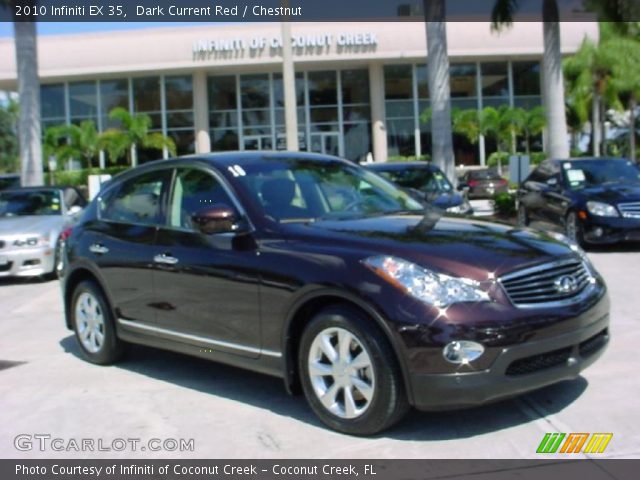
[552,157,628,163]
[366,162,437,171]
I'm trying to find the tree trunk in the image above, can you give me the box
[630,95,637,163]
[542,1,570,159]
[13,20,43,186]
[592,90,601,156]
[424,1,456,186]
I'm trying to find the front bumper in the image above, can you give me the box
[408,308,609,411]
[583,215,640,244]
[0,246,56,277]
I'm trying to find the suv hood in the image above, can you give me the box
[282,214,575,280]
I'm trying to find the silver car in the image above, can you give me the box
[0,187,86,278]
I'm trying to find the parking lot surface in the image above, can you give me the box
[1,246,639,459]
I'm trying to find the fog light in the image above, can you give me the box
[442,341,485,364]
[593,227,603,237]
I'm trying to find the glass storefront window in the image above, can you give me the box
[387,119,415,157]
[416,64,429,99]
[133,77,161,113]
[165,75,193,110]
[69,81,97,120]
[100,79,129,129]
[512,61,540,96]
[308,71,337,106]
[481,62,509,100]
[384,65,412,100]
[450,64,477,98]
[40,84,65,122]
[341,69,369,105]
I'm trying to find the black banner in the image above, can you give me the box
[1,0,639,23]
[2,460,639,480]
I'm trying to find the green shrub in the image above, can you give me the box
[487,151,510,168]
[51,166,129,187]
[493,191,516,217]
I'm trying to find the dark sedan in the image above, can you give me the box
[61,152,609,435]
[459,168,509,199]
[517,157,640,245]
[366,162,472,214]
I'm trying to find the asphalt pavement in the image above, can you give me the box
[1,245,639,459]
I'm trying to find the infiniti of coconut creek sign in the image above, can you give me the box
[193,32,378,60]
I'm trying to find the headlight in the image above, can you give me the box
[586,201,619,217]
[362,255,490,307]
[13,235,48,248]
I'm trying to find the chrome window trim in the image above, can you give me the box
[117,318,281,358]
[498,256,597,309]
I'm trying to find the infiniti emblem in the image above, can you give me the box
[554,275,578,294]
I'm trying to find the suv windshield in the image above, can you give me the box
[0,190,62,217]
[230,158,424,222]
[379,168,453,193]
[562,159,640,190]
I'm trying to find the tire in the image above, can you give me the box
[298,305,409,435]
[70,280,124,365]
[565,211,585,247]
[517,204,529,227]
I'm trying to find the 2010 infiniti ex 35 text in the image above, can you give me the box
[60,152,609,435]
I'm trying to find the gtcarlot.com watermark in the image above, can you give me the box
[14,434,195,452]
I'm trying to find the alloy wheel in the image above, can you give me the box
[75,292,105,353]
[307,327,375,419]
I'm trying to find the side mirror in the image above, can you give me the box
[67,205,83,216]
[191,204,245,235]
[546,177,559,188]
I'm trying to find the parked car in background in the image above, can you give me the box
[366,162,472,214]
[517,157,640,246]
[0,174,20,191]
[459,168,509,199]
[62,152,608,435]
[0,187,86,278]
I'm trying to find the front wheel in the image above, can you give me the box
[298,306,409,435]
[71,280,124,365]
[565,211,585,247]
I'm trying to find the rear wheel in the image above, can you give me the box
[565,211,585,247]
[71,280,124,365]
[298,306,409,435]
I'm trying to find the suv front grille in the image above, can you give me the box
[499,258,594,308]
[506,347,572,376]
[618,201,640,219]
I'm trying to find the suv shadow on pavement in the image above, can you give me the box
[59,335,588,440]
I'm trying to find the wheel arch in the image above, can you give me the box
[63,265,112,330]
[281,289,414,405]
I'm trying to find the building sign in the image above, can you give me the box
[193,32,378,60]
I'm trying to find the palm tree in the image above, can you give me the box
[492,0,570,159]
[520,106,547,154]
[564,37,619,156]
[106,107,176,166]
[10,8,43,185]
[45,121,101,169]
[423,0,456,185]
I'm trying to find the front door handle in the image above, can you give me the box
[154,253,179,265]
[89,244,109,255]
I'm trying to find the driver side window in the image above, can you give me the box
[169,168,236,231]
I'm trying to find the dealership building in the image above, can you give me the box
[0,22,597,166]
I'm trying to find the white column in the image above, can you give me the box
[193,71,211,154]
[281,21,299,151]
[369,63,387,162]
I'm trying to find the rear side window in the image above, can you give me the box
[100,171,169,226]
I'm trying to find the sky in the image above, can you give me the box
[0,22,210,38]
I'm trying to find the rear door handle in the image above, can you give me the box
[154,253,179,265]
[89,244,109,255]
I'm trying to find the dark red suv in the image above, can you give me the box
[60,152,609,435]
